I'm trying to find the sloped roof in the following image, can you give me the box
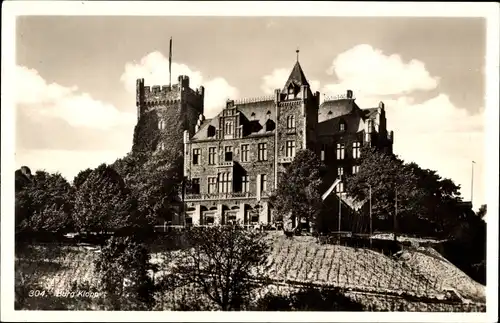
[282,61,310,93]
[191,100,276,141]
[362,108,379,120]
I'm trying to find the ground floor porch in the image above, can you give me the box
[183,200,274,226]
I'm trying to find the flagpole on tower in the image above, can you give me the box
[169,37,173,87]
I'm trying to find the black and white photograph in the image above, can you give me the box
[1,2,498,322]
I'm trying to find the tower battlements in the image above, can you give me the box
[136,75,205,118]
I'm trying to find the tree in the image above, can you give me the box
[167,226,269,310]
[271,149,324,232]
[126,149,184,226]
[345,147,425,237]
[15,169,74,233]
[95,236,155,310]
[405,162,463,236]
[73,164,138,233]
[72,168,93,190]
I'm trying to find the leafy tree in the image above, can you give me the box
[15,166,33,192]
[72,168,93,190]
[95,236,155,310]
[476,204,487,219]
[111,152,149,185]
[167,226,269,310]
[405,162,463,236]
[15,169,74,233]
[271,149,324,232]
[345,147,425,237]
[73,164,138,233]
[126,149,184,225]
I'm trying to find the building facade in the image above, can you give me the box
[133,57,394,226]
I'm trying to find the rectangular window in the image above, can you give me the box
[242,175,249,193]
[208,177,217,194]
[208,147,216,165]
[338,167,344,178]
[353,141,361,159]
[336,181,344,193]
[225,121,233,135]
[321,144,327,161]
[286,140,296,158]
[336,143,345,160]
[261,174,268,192]
[258,143,267,161]
[218,172,232,193]
[352,165,360,174]
[241,144,249,162]
[192,148,200,165]
[287,115,296,129]
[191,178,200,194]
[225,146,233,162]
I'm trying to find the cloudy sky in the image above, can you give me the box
[14,16,486,209]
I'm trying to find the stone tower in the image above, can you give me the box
[274,58,321,180]
[132,75,205,155]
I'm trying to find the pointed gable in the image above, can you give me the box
[282,61,310,93]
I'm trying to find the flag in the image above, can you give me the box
[169,37,173,85]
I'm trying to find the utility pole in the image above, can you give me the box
[394,187,398,242]
[338,175,342,233]
[368,184,372,248]
[471,161,475,207]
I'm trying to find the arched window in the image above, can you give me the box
[286,115,296,129]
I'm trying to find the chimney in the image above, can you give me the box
[346,90,353,99]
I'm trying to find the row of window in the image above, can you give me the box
[337,165,360,177]
[191,141,297,165]
[320,141,361,161]
[190,174,268,194]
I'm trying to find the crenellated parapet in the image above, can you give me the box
[136,75,205,120]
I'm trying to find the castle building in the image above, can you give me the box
[133,55,394,227]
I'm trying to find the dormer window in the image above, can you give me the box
[207,125,216,137]
[339,120,346,132]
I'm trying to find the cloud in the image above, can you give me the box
[322,44,485,209]
[14,66,135,181]
[324,44,439,97]
[16,66,135,129]
[261,68,321,95]
[120,51,239,118]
